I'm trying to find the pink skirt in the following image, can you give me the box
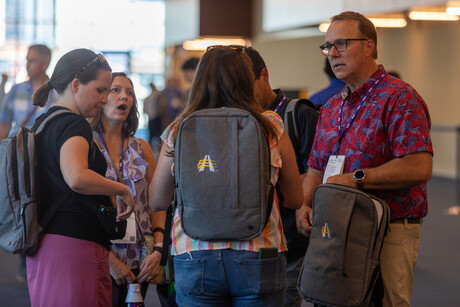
[27,234,111,307]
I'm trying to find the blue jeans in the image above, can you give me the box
[173,249,287,307]
[284,256,304,307]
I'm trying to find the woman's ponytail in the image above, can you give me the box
[32,82,53,107]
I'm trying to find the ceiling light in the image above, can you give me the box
[182,37,249,51]
[319,17,407,32]
[368,18,407,28]
[408,11,459,21]
[446,7,460,14]
[447,1,460,15]
[318,23,330,33]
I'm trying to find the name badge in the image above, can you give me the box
[323,155,345,184]
[111,212,137,244]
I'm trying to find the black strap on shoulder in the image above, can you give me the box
[283,98,320,173]
[283,99,303,172]
[38,192,69,229]
[160,193,176,266]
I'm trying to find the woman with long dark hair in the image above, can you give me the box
[149,46,303,306]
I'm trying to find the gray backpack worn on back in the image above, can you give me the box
[0,109,70,255]
[298,183,390,307]
[174,107,274,241]
[283,98,319,173]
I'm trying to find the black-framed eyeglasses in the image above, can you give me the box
[74,54,109,78]
[206,45,245,53]
[319,38,369,56]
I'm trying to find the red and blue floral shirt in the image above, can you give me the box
[308,65,433,219]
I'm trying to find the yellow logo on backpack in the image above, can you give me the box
[321,222,332,239]
[197,155,217,172]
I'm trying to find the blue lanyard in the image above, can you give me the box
[336,73,386,153]
[97,131,125,182]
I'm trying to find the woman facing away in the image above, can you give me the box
[148,46,304,306]
[28,49,135,307]
[91,72,166,306]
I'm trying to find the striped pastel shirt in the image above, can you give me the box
[161,110,287,255]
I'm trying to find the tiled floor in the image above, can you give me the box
[1,177,459,306]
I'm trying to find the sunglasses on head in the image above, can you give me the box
[75,54,109,78]
[206,45,245,53]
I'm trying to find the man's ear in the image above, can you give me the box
[260,68,269,81]
[365,39,375,57]
[71,78,80,93]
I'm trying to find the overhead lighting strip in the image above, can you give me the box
[319,18,407,33]
[447,1,460,15]
[446,7,460,15]
[408,11,459,21]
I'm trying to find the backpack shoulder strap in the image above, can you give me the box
[299,98,321,111]
[283,99,302,171]
[283,99,299,140]
[35,108,72,134]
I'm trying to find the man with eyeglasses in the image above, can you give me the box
[245,46,319,307]
[300,11,433,307]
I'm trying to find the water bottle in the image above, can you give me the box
[125,283,145,307]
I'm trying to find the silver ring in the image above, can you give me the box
[147,276,151,282]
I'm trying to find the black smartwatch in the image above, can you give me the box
[353,169,366,183]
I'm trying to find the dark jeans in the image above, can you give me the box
[156,283,178,307]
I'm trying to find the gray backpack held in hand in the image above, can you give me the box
[0,109,70,255]
[298,184,390,307]
[174,107,274,241]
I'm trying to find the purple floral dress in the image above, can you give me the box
[99,136,152,269]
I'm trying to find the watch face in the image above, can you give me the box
[354,170,365,182]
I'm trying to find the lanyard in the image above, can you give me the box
[336,73,386,153]
[273,95,287,113]
[97,131,125,182]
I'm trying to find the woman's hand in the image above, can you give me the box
[137,250,162,284]
[116,187,135,221]
[110,253,136,285]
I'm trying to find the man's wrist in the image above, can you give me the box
[353,169,366,186]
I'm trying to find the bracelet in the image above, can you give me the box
[153,246,163,254]
[153,227,165,234]
[154,242,163,247]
